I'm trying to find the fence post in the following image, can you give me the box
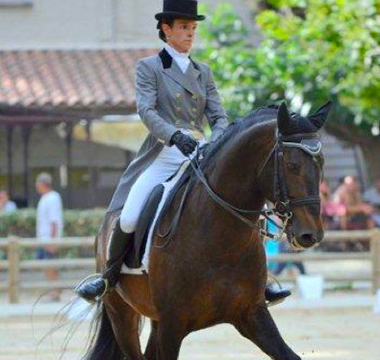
[371,229,380,294]
[8,236,20,303]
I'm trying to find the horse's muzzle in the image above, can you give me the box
[295,230,324,249]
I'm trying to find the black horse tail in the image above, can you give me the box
[82,303,124,360]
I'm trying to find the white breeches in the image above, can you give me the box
[120,135,206,234]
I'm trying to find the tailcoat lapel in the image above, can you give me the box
[187,59,201,84]
[159,49,198,95]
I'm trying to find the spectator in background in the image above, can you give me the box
[35,173,63,301]
[333,175,375,229]
[265,212,307,277]
[0,188,17,213]
[363,178,380,226]
[272,240,307,276]
[320,180,346,229]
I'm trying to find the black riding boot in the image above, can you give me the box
[265,285,291,306]
[75,218,134,302]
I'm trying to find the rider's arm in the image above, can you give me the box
[135,59,178,145]
[204,66,229,142]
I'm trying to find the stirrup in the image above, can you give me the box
[74,273,109,304]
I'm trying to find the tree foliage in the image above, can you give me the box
[196,1,380,136]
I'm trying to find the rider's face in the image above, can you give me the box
[163,19,197,53]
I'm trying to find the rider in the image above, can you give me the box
[76,0,290,305]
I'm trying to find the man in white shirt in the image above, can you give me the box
[35,173,63,301]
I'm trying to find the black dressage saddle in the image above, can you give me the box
[124,164,193,269]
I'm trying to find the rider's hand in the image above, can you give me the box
[170,131,197,156]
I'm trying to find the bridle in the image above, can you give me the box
[256,131,323,239]
[187,129,323,241]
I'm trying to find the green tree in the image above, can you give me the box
[196,1,380,180]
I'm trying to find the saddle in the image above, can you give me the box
[124,163,194,269]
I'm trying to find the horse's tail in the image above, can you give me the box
[82,303,124,360]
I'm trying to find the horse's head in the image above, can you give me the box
[258,101,332,249]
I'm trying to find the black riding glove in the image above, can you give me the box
[170,131,197,156]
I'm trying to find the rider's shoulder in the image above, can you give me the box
[136,55,161,71]
[191,58,214,78]
[191,58,210,72]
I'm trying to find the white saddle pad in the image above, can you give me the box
[121,160,191,275]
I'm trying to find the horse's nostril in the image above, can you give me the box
[298,234,317,247]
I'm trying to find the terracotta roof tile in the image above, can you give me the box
[0,48,157,112]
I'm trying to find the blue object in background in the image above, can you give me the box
[265,219,279,272]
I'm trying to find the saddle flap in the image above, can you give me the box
[123,163,194,269]
[124,184,165,269]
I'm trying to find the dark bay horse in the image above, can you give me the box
[84,101,331,360]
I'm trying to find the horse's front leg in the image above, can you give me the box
[103,291,145,360]
[144,320,158,360]
[234,305,302,360]
[155,315,186,360]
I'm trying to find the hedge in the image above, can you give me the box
[0,209,106,238]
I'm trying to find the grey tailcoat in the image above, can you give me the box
[108,49,228,212]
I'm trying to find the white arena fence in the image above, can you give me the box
[0,230,380,303]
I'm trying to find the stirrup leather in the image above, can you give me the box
[75,273,109,303]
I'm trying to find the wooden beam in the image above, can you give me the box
[0,114,79,124]
[0,107,134,123]
[371,229,380,294]
[6,126,14,196]
[7,236,20,303]
[86,120,95,208]
[21,125,32,205]
[65,123,73,208]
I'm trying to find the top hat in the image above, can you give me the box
[155,0,205,21]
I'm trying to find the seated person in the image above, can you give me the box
[320,180,346,229]
[363,178,380,227]
[332,176,375,230]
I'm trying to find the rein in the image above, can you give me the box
[188,146,288,240]
[188,132,322,240]
[157,130,322,243]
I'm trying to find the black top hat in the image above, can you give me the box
[155,0,205,21]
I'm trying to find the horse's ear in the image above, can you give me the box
[307,100,332,130]
[277,101,291,134]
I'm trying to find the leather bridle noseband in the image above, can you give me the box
[187,130,323,241]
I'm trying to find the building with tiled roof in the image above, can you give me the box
[0,48,157,208]
[0,0,369,211]
[0,0,257,208]
[0,48,155,114]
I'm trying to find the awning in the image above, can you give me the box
[73,120,149,153]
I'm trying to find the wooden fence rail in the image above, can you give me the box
[1,230,380,303]
[0,236,95,303]
[269,229,380,293]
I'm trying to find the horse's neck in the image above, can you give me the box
[206,122,276,215]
